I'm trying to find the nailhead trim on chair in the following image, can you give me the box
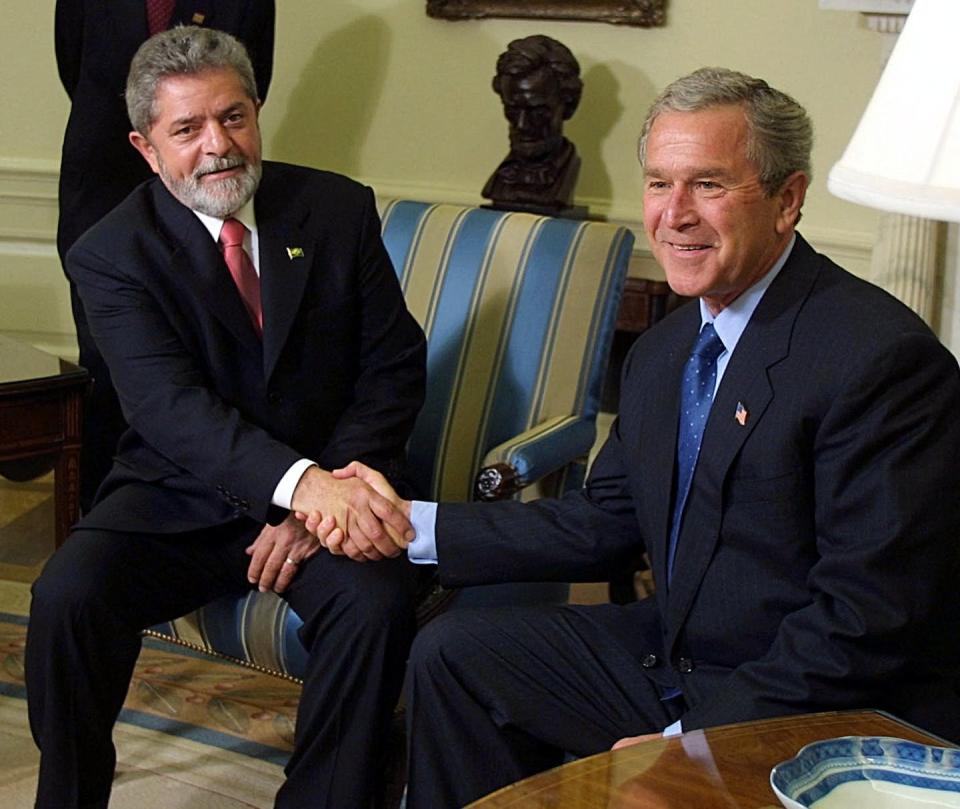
[141,628,305,685]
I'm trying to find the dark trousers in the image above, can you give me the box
[404,603,682,809]
[26,521,420,809]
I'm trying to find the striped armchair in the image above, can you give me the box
[150,200,634,680]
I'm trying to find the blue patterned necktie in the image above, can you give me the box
[667,322,725,582]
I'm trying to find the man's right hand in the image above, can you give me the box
[291,465,412,561]
[298,461,413,561]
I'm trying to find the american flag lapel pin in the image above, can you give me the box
[735,401,749,426]
[286,247,304,260]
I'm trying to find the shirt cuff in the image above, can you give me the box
[662,719,683,737]
[407,500,439,565]
[272,459,317,509]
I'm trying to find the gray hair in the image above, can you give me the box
[638,67,813,196]
[126,25,258,134]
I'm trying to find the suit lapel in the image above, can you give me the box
[150,166,317,377]
[664,237,821,638]
[149,183,262,353]
[641,305,701,596]
[255,170,313,380]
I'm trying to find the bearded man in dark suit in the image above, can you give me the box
[55,0,276,512]
[28,26,424,809]
[317,68,960,809]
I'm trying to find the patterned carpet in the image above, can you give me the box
[0,614,297,765]
[0,457,616,807]
[0,477,295,808]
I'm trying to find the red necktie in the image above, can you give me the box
[146,0,176,35]
[219,218,263,337]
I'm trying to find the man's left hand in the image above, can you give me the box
[245,512,334,593]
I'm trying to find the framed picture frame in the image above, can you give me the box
[426,1,667,27]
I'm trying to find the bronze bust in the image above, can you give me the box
[482,35,584,216]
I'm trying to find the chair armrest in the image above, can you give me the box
[474,415,596,500]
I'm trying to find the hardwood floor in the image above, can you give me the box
[0,474,54,583]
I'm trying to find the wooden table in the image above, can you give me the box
[615,277,680,334]
[467,710,952,808]
[0,335,88,547]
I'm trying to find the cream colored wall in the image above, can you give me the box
[0,0,883,356]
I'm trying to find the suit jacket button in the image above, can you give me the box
[641,654,658,669]
[268,392,282,405]
[678,657,695,674]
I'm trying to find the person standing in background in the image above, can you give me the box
[55,0,275,511]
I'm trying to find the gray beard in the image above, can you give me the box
[160,155,262,218]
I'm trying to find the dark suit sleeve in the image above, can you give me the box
[435,417,644,586]
[683,329,960,730]
[318,188,426,477]
[67,240,301,523]
[54,0,83,97]
[240,0,275,102]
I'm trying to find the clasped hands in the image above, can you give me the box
[290,462,412,563]
[247,464,409,591]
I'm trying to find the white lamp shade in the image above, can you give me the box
[828,0,960,222]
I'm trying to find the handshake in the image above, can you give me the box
[290,461,414,562]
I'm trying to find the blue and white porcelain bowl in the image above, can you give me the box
[770,736,960,808]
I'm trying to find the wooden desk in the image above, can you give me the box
[615,277,680,334]
[0,335,88,547]
[467,710,952,809]
[603,278,685,415]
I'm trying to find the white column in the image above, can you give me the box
[939,225,960,357]
[869,213,941,324]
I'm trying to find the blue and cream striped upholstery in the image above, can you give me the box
[382,201,633,501]
[150,200,634,680]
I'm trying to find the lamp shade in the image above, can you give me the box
[828,0,960,221]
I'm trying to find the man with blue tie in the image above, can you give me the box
[29,26,426,809]
[317,67,960,808]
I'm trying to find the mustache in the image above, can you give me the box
[193,155,247,180]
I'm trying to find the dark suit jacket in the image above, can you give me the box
[66,162,426,534]
[55,0,275,258]
[434,234,960,740]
